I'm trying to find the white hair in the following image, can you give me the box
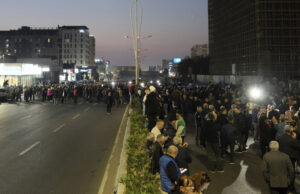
[147,133,154,141]
[157,134,165,143]
[269,141,279,151]
[173,136,182,146]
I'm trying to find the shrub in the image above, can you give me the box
[121,97,160,194]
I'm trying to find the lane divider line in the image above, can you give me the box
[84,107,90,112]
[72,114,81,120]
[53,124,66,133]
[93,103,97,106]
[19,141,40,156]
[20,115,32,120]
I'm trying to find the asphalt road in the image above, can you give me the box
[0,100,126,194]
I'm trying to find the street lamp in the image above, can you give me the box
[124,0,152,85]
[124,33,152,85]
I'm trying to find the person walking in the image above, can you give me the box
[262,141,294,194]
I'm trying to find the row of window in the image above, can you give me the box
[64,55,85,59]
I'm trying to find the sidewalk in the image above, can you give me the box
[185,126,300,194]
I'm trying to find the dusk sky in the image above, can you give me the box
[0,0,208,68]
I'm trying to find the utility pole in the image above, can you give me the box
[126,0,151,85]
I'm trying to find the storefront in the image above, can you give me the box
[0,63,49,86]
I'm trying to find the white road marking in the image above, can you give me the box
[19,141,40,156]
[72,114,81,120]
[20,115,32,120]
[78,102,83,105]
[84,107,90,112]
[53,124,65,133]
[93,103,97,106]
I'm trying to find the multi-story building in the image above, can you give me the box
[0,26,96,82]
[0,26,95,67]
[59,26,92,67]
[191,44,209,58]
[0,26,59,64]
[208,0,300,77]
[89,36,95,66]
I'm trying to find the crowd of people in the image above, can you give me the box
[3,79,300,193]
[135,80,300,194]
[3,83,129,114]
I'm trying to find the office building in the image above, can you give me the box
[191,44,209,57]
[0,26,96,82]
[208,0,300,77]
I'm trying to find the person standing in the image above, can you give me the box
[262,141,294,194]
[277,125,300,192]
[159,145,182,193]
[145,86,160,130]
[151,134,165,174]
[106,91,113,115]
[174,113,186,143]
[203,112,224,172]
[73,86,78,104]
[221,117,237,164]
[151,120,165,141]
[195,105,204,146]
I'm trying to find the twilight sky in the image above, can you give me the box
[0,0,208,68]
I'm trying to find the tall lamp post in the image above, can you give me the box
[125,0,152,85]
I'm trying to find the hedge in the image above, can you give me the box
[121,97,161,194]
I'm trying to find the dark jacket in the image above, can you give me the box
[151,142,163,174]
[278,133,300,160]
[221,123,237,145]
[203,120,220,143]
[262,151,294,188]
[218,114,228,127]
[175,146,192,174]
[260,119,276,143]
[145,92,160,117]
[234,113,247,133]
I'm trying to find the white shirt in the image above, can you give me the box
[151,126,161,141]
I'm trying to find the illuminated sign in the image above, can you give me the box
[173,58,182,63]
[0,63,49,75]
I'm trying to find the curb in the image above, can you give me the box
[115,113,131,193]
[97,105,129,194]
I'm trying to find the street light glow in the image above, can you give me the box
[249,87,262,99]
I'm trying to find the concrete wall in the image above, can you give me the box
[196,75,264,85]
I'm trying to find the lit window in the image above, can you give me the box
[79,29,85,33]
[48,38,51,43]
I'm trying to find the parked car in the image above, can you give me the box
[0,88,8,102]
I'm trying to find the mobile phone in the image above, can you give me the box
[180,168,187,174]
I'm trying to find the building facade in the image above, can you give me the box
[0,26,96,83]
[191,44,209,58]
[89,36,95,67]
[0,26,59,64]
[60,26,92,67]
[208,0,300,77]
